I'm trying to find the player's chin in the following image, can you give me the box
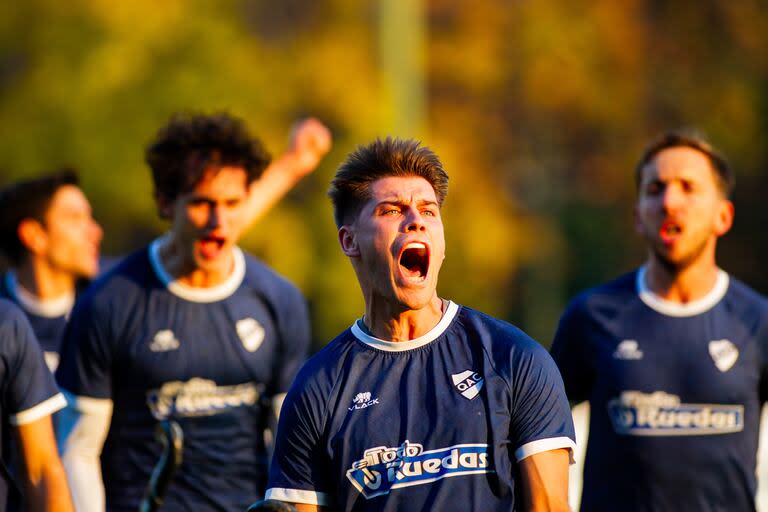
[393,282,437,310]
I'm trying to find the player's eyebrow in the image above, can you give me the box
[375,198,438,208]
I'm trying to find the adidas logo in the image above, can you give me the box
[149,329,180,352]
[613,340,643,360]
[452,370,483,400]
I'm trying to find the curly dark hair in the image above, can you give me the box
[0,169,79,265]
[635,130,734,198]
[328,137,449,227]
[145,112,272,203]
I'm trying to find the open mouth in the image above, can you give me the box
[659,220,682,244]
[199,235,226,259]
[399,242,429,281]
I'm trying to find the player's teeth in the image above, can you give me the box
[405,242,426,250]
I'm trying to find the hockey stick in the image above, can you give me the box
[138,419,184,512]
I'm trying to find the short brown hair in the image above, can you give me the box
[145,112,271,202]
[635,130,734,197]
[328,137,449,227]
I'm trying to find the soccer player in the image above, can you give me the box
[0,170,103,372]
[550,132,768,511]
[0,299,73,511]
[55,112,324,511]
[0,118,329,376]
[265,138,575,511]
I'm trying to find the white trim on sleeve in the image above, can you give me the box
[265,487,330,506]
[515,436,577,464]
[10,392,67,426]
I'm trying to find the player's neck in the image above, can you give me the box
[159,235,235,288]
[644,253,721,304]
[15,258,76,301]
[363,295,445,342]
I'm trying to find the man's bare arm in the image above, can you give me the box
[243,118,332,227]
[294,503,334,512]
[16,415,74,512]
[518,448,571,512]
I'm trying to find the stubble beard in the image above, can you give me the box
[651,234,710,276]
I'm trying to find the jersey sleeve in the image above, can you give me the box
[0,303,66,425]
[266,367,333,506]
[509,342,576,462]
[550,301,594,404]
[55,293,114,400]
[270,287,311,397]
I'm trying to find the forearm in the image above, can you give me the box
[244,152,310,227]
[59,396,112,512]
[25,461,74,512]
[62,449,105,512]
[519,448,571,512]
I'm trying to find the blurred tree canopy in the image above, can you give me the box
[1,0,765,349]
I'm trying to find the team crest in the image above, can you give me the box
[236,318,265,352]
[451,370,484,400]
[708,339,738,372]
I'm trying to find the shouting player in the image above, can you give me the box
[551,131,768,511]
[0,118,328,377]
[265,138,575,511]
[56,112,329,511]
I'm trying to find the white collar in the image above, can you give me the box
[149,236,245,303]
[636,265,729,317]
[4,271,74,318]
[351,301,459,352]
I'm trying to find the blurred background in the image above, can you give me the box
[1,0,766,350]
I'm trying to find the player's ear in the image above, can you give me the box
[17,218,48,255]
[713,198,734,237]
[339,225,360,257]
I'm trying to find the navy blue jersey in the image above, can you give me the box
[267,302,575,511]
[551,267,768,512]
[0,272,72,371]
[56,238,310,511]
[0,299,67,509]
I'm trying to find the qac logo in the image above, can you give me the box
[451,370,484,400]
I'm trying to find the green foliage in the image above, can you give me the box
[1,0,766,349]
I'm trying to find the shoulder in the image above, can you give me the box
[0,298,27,328]
[455,305,554,374]
[722,275,768,329]
[73,246,154,315]
[291,330,358,392]
[281,329,358,422]
[0,299,35,358]
[455,305,538,351]
[241,251,304,301]
[564,270,637,315]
